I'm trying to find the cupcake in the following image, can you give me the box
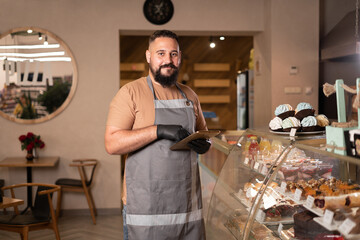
[274,104,295,120]
[315,114,329,130]
[295,102,315,120]
[301,116,317,132]
[269,117,283,132]
[281,117,301,132]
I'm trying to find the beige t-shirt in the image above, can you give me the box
[106,77,207,204]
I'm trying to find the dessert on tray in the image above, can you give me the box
[274,104,295,120]
[295,102,315,120]
[270,103,329,132]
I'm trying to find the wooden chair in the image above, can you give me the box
[55,159,98,224]
[0,183,61,240]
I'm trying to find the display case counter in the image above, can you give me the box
[206,129,360,240]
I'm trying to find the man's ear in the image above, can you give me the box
[178,50,182,65]
[146,50,150,63]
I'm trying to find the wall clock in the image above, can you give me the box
[143,0,174,25]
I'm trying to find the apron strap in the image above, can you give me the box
[146,76,158,100]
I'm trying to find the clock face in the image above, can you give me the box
[143,0,174,25]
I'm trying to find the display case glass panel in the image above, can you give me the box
[207,129,359,240]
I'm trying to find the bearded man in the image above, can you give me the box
[105,30,210,240]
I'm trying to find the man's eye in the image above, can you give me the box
[171,53,178,57]
[158,52,164,56]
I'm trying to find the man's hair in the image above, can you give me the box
[149,30,179,45]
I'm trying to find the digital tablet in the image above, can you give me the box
[170,130,221,151]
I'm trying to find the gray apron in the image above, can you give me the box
[125,76,206,240]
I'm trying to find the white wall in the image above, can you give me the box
[0,0,318,211]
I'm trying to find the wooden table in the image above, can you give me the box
[0,156,59,209]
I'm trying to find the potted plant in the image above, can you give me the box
[18,132,45,160]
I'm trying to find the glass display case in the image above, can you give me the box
[206,129,360,240]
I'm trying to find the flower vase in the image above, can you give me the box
[33,147,38,159]
[26,150,34,161]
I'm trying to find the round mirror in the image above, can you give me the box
[0,27,77,124]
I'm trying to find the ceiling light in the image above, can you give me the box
[38,33,42,40]
[0,51,65,57]
[35,57,71,62]
[220,36,225,40]
[209,36,216,48]
[0,56,71,62]
[44,36,48,45]
[27,29,33,34]
[0,44,60,49]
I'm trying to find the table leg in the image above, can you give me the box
[26,166,32,208]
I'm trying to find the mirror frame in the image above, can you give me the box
[0,26,78,124]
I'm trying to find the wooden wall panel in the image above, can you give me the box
[199,95,230,103]
[120,63,145,71]
[193,63,230,71]
[120,35,253,130]
[194,79,230,88]
[120,79,133,87]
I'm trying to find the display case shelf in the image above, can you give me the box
[205,129,360,240]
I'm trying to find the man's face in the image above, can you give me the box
[146,37,181,87]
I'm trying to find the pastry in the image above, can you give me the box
[293,210,337,239]
[295,102,315,121]
[301,116,317,132]
[315,114,329,130]
[264,207,281,221]
[269,117,283,132]
[281,117,301,132]
[244,182,255,192]
[314,192,360,210]
[274,104,295,120]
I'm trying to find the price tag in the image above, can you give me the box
[246,187,257,199]
[244,157,249,165]
[261,166,268,175]
[263,194,277,209]
[305,195,314,208]
[290,128,297,137]
[256,210,266,222]
[254,162,259,170]
[278,223,284,235]
[339,218,356,235]
[323,209,334,226]
[280,182,287,193]
[294,188,302,202]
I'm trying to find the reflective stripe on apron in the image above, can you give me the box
[125,76,206,240]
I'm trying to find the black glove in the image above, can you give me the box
[157,125,190,142]
[187,138,211,154]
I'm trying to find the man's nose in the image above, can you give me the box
[163,53,173,64]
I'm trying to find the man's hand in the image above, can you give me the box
[157,125,190,142]
[187,139,211,154]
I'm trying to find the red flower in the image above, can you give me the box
[19,135,27,142]
[26,142,34,151]
[18,132,45,151]
[26,132,34,138]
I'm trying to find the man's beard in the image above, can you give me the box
[151,63,179,88]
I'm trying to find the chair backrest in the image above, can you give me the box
[2,183,60,221]
[71,159,98,186]
[33,186,53,220]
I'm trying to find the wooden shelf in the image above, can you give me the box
[120,63,145,72]
[194,79,230,88]
[199,95,230,103]
[120,79,133,87]
[193,63,230,71]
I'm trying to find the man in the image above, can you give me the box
[105,30,210,240]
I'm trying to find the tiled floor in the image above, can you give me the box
[0,215,124,240]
